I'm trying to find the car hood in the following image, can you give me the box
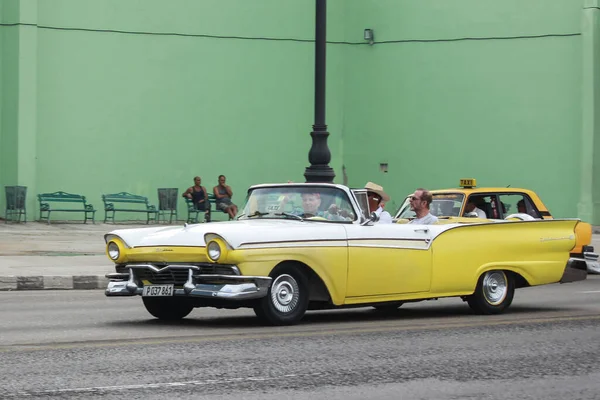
[106,220,348,249]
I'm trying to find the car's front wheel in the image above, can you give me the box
[142,297,194,320]
[467,270,514,314]
[254,265,309,325]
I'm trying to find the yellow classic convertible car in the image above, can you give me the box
[394,179,599,274]
[104,182,587,325]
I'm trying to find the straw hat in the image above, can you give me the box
[364,182,390,202]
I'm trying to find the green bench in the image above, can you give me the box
[102,192,158,224]
[185,193,232,223]
[37,191,96,224]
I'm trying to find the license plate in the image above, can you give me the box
[142,284,174,297]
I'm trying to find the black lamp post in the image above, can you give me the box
[304,0,335,183]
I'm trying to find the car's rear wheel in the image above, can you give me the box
[373,302,404,312]
[142,297,194,320]
[467,270,514,314]
[254,265,309,326]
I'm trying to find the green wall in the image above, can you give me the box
[1,0,19,191]
[16,0,347,221]
[1,0,598,222]
[341,0,584,217]
[580,0,600,224]
[40,0,346,220]
[0,3,3,169]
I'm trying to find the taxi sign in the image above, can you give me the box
[459,178,477,188]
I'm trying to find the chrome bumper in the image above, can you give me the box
[583,251,600,274]
[105,265,272,300]
[560,258,588,283]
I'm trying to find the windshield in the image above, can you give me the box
[395,193,465,218]
[238,186,357,222]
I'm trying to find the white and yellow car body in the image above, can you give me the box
[394,178,599,274]
[104,183,587,325]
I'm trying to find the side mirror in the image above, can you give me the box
[361,211,379,226]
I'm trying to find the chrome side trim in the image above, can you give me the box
[348,239,430,250]
[560,258,588,283]
[238,240,346,250]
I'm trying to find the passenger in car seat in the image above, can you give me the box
[407,188,439,225]
[463,197,487,219]
[364,182,393,224]
[516,199,536,217]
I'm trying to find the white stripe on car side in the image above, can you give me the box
[238,240,347,249]
[349,239,430,250]
[237,239,429,250]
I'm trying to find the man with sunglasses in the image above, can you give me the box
[408,188,438,224]
[365,182,393,224]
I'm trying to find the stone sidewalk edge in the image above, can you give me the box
[0,276,109,291]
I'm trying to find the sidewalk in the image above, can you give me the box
[1,221,599,291]
[0,221,166,290]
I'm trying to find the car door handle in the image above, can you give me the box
[414,228,429,233]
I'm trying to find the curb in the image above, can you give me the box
[0,275,108,291]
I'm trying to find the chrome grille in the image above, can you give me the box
[137,269,189,285]
[199,265,238,275]
[116,263,239,285]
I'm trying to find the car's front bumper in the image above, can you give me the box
[560,257,588,283]
[583,251,600,274]
[105,264,272,300]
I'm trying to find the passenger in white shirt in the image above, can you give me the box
[463,198,487,219]
[407,188,439,225]
[364,182,393,224]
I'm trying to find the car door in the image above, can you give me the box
[344,223,433,298]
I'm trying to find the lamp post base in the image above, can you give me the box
[304,165,336,183]
[304,127,335,183]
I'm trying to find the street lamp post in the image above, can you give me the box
[304,0,335,183]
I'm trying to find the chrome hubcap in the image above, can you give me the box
[482,271,508,305]
[270,274,299,313]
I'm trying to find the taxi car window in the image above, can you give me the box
[467,194,500,219]
[239,186,356,222]
[497,193,541,218]
[396,193,465,218]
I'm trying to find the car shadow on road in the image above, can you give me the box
[106,303,580,330]
[302,304,578,324]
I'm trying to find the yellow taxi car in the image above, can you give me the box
[394,179,599,274]
[104,182,587,326]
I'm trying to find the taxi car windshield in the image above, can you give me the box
[238,186,357,222]
[396,193,465,218]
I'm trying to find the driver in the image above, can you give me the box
[273,191,348,221]
[300,192,350,221]
[300,192,321,217]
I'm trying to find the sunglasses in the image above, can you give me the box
[410,196,422,201]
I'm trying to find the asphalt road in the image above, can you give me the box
[1,277,599,399]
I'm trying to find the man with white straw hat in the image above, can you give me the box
[364,182,393,224]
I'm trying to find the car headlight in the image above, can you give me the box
[107,242,120,260]
[207,241,221,262]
